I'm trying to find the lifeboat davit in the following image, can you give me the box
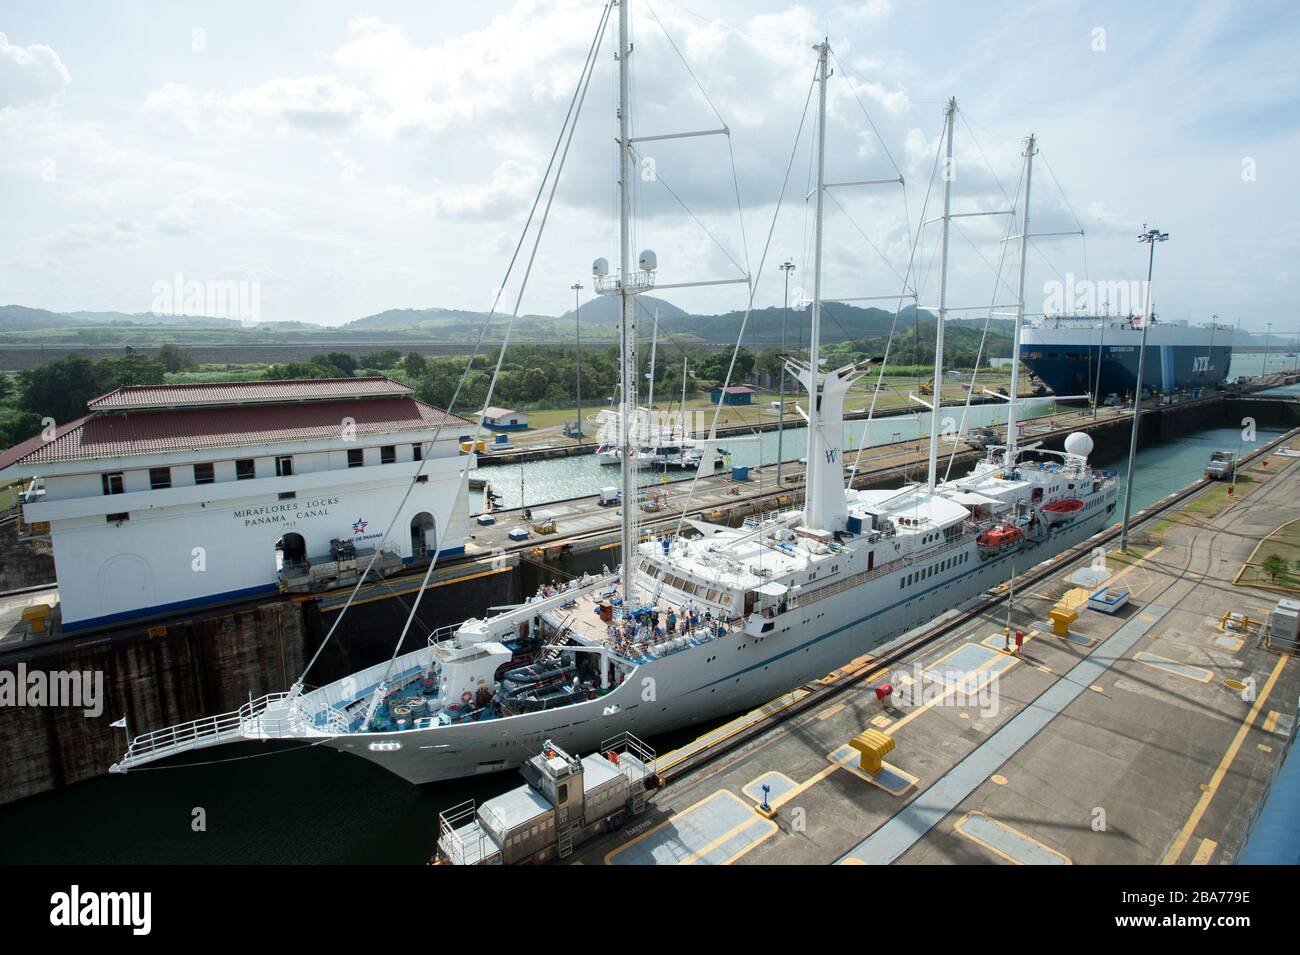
[1041,498,1084,525]
[977,523,1024,559]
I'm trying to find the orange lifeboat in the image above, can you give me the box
[977,523,1024,559]
[1041,498,1084,525]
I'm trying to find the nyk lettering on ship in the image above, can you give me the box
[233,497,340,526]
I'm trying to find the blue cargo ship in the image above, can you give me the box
[1020,315,1236,400]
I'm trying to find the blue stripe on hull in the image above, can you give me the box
[1022,343,1231,398]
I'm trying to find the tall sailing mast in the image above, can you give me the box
[925,98,957,491]
[615,0,639,604]
[1004,133,1036,473]
[802,40,830,527]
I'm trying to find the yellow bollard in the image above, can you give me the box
[21,604,51,634]
[1048,607,1078,637]
[849,728,895,776]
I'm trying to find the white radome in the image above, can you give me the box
[1064,432,1094,459]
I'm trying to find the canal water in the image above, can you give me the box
[0,422,1283,863]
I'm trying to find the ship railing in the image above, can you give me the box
[438,800,502,865]
[427,622,462,648]
[111,692,292,772]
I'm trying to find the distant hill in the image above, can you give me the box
[0,305,240,329]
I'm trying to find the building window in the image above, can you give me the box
[412,443,423,461]
[235,459,256,480]
[149,467,172,490]
[347,448,364,468]
[275,455,294,477]
[106,512,129,524]
[101,472,125,495]
[194,463,215,485]
[380,445,396,465]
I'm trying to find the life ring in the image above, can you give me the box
[460,691,473,705]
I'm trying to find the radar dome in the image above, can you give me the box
[1064,432,1094,459]
[638,249,657,271]
[592,257,609,277]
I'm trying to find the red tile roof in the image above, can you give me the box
[0,397,471,471]
[87,376,413,411]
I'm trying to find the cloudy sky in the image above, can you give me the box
[2,0,1298,332]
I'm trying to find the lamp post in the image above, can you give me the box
[1263,321,1272,380]
[571,282,584,440]
[778,260,796,485]
[1119,225,1169,553]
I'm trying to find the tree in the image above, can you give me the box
[359,349,402,369]
[264,361,336,380]
[1261,554,1290,582]
[404,351,427,377]
[309,352,356,377]
[17,353,164,425]
[157,342,198,373]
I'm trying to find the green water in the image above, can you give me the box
[0,424,1279,863]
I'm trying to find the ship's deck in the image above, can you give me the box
[551,587,740,665]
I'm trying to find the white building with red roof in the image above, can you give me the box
[0,376,476,631]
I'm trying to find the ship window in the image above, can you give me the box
[412,443,423,461]
[106,512,129,523]
[236,459,256,480]
[380,445,396,465]
[275,455,294,477]
[193,462,215,485]
[101,472,125,495]
[149,467,171,490]
[347,449,364,468]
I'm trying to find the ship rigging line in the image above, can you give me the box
[848,107,947,485]
[663,65,819,548]
[364,2,612,713]
[289,1,614,694]
[942,162,1024,484]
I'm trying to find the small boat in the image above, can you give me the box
[1041,498,1084,524]
[977,522,1024,558]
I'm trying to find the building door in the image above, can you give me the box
[97,554,154,618]
[275,532,307,572]
[410,512,436,559]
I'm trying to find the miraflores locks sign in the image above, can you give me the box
[233,497,339,527]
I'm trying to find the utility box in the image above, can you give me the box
[1268,598,1300,651]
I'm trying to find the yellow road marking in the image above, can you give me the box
[1191,838,1217,865]
[1263,710,1282,734]
[1162,653,1290,864]
[817,702,845,721]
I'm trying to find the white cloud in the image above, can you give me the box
[0,32,70,110]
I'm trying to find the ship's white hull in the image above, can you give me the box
[324,499,1115,785]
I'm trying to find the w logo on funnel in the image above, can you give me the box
[352,518,368,535]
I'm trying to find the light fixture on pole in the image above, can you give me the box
[1264,321,1272,380]
[1119,225,1168,553]
[571,281,584,440]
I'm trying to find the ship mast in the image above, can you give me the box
[1005,133,1035,474]
[926,98,956,492]
[616,0,638,604]
[802,39,830,528]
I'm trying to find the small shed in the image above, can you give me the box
[710,385,756,406]
[480,407,529,431]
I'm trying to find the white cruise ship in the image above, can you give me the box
[112,14,1118,787]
